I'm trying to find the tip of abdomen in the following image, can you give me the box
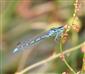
[13,48,19,53]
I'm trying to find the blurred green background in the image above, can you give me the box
[0,0,85,74]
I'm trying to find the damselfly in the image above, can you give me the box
[13,26,65,53]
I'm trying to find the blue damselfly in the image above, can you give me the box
[13,26,65,53]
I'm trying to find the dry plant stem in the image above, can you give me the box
[61,1,80,73]
[60,42,76,74]
[63,58,76,74]
[15,42,85,74]
[71,0,79,26]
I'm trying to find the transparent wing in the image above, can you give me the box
[13,31,51,53]
[13,26,64,53]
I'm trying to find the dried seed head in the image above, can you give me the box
[60,53,65,61]
[61,32,68,44]
[64,25,71,32]
[72,24,80,32]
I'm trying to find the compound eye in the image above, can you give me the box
[57,26,63,29]
[50,27,56,30]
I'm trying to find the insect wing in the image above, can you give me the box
[13,31,50,53]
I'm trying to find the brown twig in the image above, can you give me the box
[71,0,80,26]
[15,42,85,74]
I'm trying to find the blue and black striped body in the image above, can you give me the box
[13,26,64,53]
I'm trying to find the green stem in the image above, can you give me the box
[59,42,76,74]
